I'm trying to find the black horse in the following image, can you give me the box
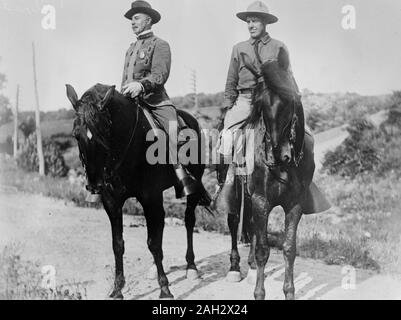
[66,83,209,299]
[215,55,330,300]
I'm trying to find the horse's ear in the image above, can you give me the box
[240,52,261,78]
[99,85,115,111]
[66,84,79,111]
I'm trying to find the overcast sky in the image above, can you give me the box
[1,0,401,111]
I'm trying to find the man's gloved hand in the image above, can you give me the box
[122,82,144,98]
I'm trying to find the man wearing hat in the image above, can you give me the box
[121,1,205,200]
[216,1,304,187]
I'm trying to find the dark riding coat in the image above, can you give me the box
[121,31,172,107]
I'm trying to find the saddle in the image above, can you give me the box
[139,105,188,134]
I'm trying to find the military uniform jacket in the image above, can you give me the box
[122,32,172,107]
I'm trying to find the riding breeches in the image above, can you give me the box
[218,93,253,157]
[217,93,314,158]
[148,105,179,165]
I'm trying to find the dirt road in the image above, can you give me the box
[313,110,388,170]
[1,190,400,300]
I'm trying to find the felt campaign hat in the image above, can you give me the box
[124,1,161,24]
[237,1,278,24]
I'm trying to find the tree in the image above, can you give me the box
[19,116,36,139]
[0,71,12,126]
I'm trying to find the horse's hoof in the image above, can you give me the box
[285,293,295,300]
[146,264,158,280]
[226,271,241,282]
[159,292,174,300]
[186,268,199,280]
[109,291,124,300]
[245,269,257,285]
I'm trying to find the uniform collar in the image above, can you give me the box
[249,32,271,45]
[137,30,154,40]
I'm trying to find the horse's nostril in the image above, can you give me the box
[283,155,290,163]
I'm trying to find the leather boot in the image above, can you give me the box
[213,154,230,200]
[174,164,199,197]
[217,154,230,186]
[174,164,212,206]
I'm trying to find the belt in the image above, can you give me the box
[238,88,253,94]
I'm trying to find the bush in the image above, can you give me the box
[0,243,86,300]
[50,133,75,152]
[0,135,13,155]
[16,133,69,178]
[19,117,36,139]
[322,118,380,178]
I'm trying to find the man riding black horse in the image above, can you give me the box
[86,1,209,204]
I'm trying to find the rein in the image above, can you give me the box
[77,97,142,189]
[109,100,141,176]
[239,57,305,184]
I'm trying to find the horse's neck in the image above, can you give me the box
[109,95,147,164]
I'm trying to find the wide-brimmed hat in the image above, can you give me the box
[237,1,278,24]
[124,1,161,24]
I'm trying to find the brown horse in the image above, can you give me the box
[215,57,329,300]
[66,83,210,299]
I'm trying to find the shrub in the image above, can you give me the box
[322,118,380,178]
[16,133,69,178]
[0,243,86,300]
[18,117,36,139]
[50,133,75,152]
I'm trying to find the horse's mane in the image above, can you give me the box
[247,60,302,126]
[246,61,305,159]
[78,84,113,152]
[247,81,269,126]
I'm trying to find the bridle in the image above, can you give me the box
[240,55,305,183]
[74,97,142,191]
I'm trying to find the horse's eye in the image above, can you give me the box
[72,128,80,140]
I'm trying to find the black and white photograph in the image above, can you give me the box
[0,0,400,303]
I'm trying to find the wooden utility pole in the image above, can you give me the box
[190,69,198,111]
[13,85,19,159]
[32,42,45,176]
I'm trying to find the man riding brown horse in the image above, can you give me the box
[216,1,315,191]
[213,1,331,300]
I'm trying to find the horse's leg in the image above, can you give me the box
[103,197,125,299]
[246,233,258,284]
[282,204,302,300]
[184,194,199,280]
[253,198,272,300]
[245,195,257,283]
[141,193,173,299]
[226,212,241,282]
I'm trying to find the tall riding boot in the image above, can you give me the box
[174,164,199,198]
[174,164,212,206]
[217,154,230,186]
[213,153,230,200]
